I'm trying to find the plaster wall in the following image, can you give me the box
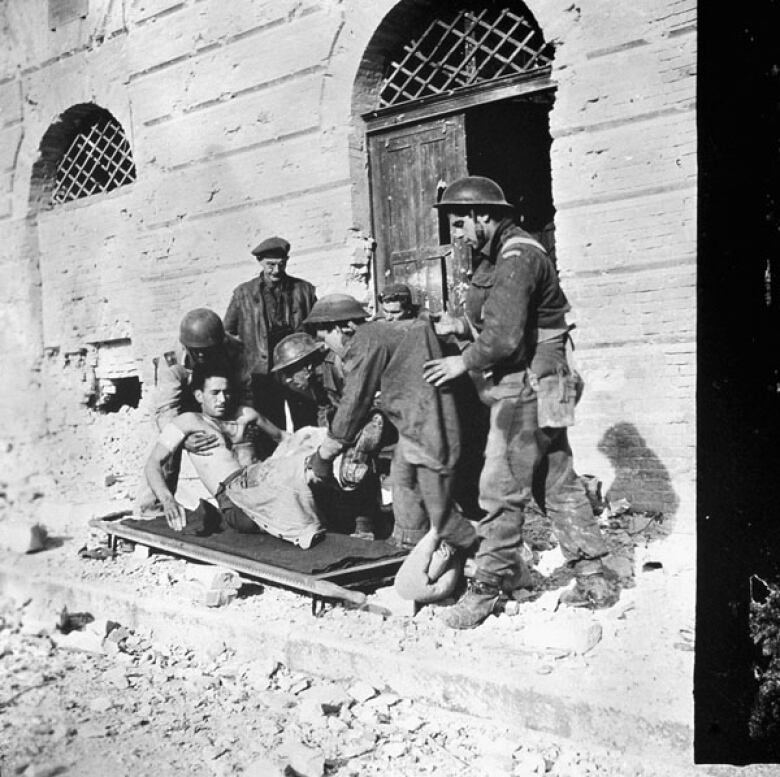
[0,0,696,540]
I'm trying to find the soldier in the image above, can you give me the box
[423,176,618,629]
[138,308,252,512]
[224,236,317,436]
[378,283,417,321]
[271,330,382,539]
[303,294,476,553]
[270,332,333,427]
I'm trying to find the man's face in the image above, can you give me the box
[194,376,232,419]
[448,212,488,251]
[315,324,351,357]
[259,256,287,285]
[187,346,217,366]
[281,362,315,392]
[381,300,409,321]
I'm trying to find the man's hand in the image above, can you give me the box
[423,355,468,386]
[433,310,467,337]
[183,430,219,455]
[161,494,186,532]
[306,449,334,484]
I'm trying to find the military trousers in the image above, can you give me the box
[391,437,477,551]
[474,372,607,589]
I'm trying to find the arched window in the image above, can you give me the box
[379,2,553,109]
[51,106,136,205]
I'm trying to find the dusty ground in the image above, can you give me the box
[0,591,707,777]
[0,490,707,775]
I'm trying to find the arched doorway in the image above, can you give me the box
[357,0,555,313]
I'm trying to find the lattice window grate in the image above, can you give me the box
[52,116,136,205]
[380,4,554,108]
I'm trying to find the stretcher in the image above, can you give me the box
[89,510,407,614]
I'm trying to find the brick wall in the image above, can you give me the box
[0,0,696,537]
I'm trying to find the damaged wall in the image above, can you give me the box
[0,0,696,541]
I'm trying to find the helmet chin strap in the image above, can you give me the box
[471,209,488,247]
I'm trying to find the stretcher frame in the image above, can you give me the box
[89,512,407,615]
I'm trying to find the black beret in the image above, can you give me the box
[251,236,290,259]
[379,283,412,302]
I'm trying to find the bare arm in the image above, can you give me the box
[144,441,185,531]
[144,416,201,530]
[242,407,286,444]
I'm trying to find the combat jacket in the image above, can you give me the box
[224,274,316,378]
[152,334,251,430]
[314,349,344,427]
[328,319,460,472]
[462,219,570,376]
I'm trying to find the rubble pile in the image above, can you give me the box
[1,594,682,777]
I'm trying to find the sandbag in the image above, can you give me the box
[225,427,326,549]
[394,529,460,603]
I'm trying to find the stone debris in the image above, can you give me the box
[368,585,417,617]
[179,562,242,607]
[243,755,286,776]
[21,764,67,777]
[1,521,48,554]
[347,680,377,703]
[132,543,152,560]
[0,583,693,777]
[183,563,240,590]
[520,611,603,656]
[280,739,326,777]
[0,488,694,777]
[49,628,104,654]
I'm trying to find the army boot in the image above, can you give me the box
[560,564,620,609]
[338,411,386,490]
[438,579,502,630]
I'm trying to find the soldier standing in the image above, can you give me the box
[424,176,618,629]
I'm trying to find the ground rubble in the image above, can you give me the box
[0,592,711,777]
[0,491,755,776]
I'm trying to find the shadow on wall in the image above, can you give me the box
[597,421,679,533]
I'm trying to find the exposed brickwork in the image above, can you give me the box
[0,0,697,538]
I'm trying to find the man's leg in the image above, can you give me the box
[542,429,618,608]
[390,447,428,549]
[441,381,537,629]
[216,491,261,534]
[416,467,477,550]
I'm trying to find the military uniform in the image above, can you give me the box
[152,334,251,430]
[324,319,476,550]
[459,218,607,589]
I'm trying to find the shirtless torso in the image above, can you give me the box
[158,406,260,494]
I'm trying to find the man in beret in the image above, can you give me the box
[224,237,317,451]
[378,283,417,322]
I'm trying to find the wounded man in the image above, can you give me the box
[143,362,325,549]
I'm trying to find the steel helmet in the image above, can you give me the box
[179,308,225,349]
[303,294,369,326]
[271,332,323,373]
[433,176,512,211]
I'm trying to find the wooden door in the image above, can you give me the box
[368,116,469,314]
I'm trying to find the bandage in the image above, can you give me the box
[158,422,186,452]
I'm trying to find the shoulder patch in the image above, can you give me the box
[503,236,546,254]
[163,351,177,367]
